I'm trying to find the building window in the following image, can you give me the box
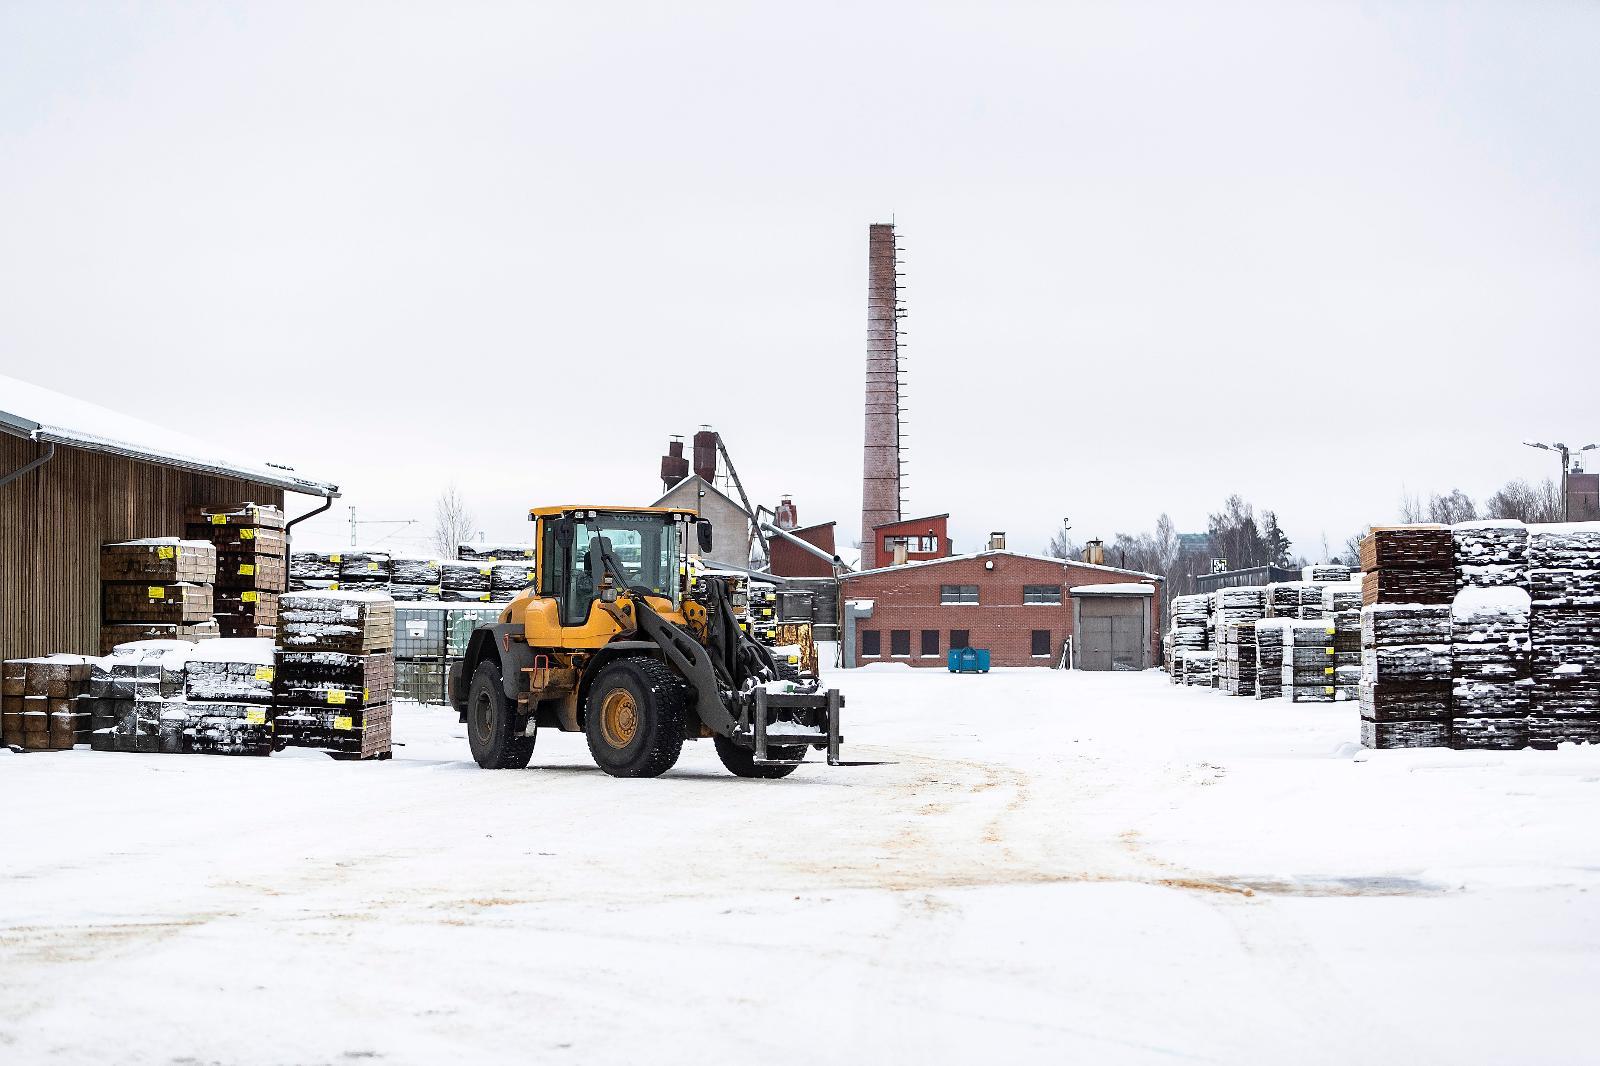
[1031,630,1052,657]
[861,630,880,657]
[950,629,970,650]
[890,630,911,657]
[940,584,979,605]
[1023,584,1062,605]
[921,629,940,657]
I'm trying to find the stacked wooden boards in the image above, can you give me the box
[274,591,394,759]
[100,539,218,654]
[184,503,287,640]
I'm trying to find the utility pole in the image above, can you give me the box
[1524,441,1599,521]
[348,506,420,548]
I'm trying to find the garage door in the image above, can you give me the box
[1076,596,1147,671]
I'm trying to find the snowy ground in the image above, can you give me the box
[5,665,1600,1065]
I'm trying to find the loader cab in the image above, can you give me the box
[537,508,701,626]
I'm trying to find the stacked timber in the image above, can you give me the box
[275,591,394,759]
[458,542,535,563]
[489,561,537,603]
[1281,620,1338,702]
[1219,620,1257,696]
[439,561,494,603]
[1,656,94,750]
[1359,603,1453,749]
[1449,587,1532,750]
[390,556,442,601]
[1302,563,1352,584]
[1170,595,1209,652]
[1360,526,1454,606]
[289,551,340,591]
[338,551,392,593]
[185,504,287,640]
[1453,520,1529,591]
[86,643,185,752]
[1253,619,1290,699]
[1325,583,1364,700]
[173,640,275,756]
[1181,650,1215,688]
[101,539,216,652]
[1527,524,1600,746]
[1265,583,1302,619]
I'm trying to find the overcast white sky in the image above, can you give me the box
[2,2,1595,559]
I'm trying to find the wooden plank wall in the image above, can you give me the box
[0,435,286,662]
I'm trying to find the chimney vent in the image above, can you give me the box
[1083,538,1105,566]
[892,541,909,566]
[988,531,1006,552]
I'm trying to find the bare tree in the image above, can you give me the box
[432,483,476,559]
[1343,532,1364,568]
[1046,518,1079,561]
[1427,489,1477,525]
[1483,478,1562,523]
[1398,489,1425,523]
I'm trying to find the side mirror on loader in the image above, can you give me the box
[697,520,714,554]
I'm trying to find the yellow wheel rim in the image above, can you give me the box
[600,688,638,748]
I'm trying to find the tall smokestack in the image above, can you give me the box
[861,222,902,569]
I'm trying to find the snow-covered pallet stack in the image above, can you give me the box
[288,550,340,592]
[1282,620,1338,702]
[1454,520,1529,591]
[1325,583,1364,700]
[1265,583,1302,619]
[185,504,287,640]
[1220,620,1257,696]
[489,561,536,603]
[1,655,94,750]
[338,551,392,594]
[1303,563,1352,584]
[1360,526,1454,606]
[1450,587,1532,750]
[86,642,186,752]
[170,640,276,756]
[439,561,494,603]
[100,539,217,654]
[275,591,395,759]
[458,542,535,564]
[1253,619,1290,699]
[1359,604,1452,748]
[390,556,442,601]
[1181,650,1216,688]
[1168,596,1209,683]
[1527,525,1600,747]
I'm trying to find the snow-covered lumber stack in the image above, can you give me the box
[1181,650,1215,688]
[440,561,494,603]
[171,639,276,756]
[101,536,216,649]
[1453,520,1529,591]
[1527,524,1600,745]
[1358,603,1452,749]
[1450,587,1532,750]
[1220,620,1257,696]
[1253,619,1289,699]
[458,542,535,564]
[275,591,394,759]
[1303,563,1352,584]
[390,556,442,601]
[1325,583,1363,699]
[337,550,392,593]
[490,561,536,603]
[289,551,340,591]
[1360,526,1454,606]
[184,504,287,639]
[1170,595,1209,652]
[86,642,186,752]
[1,655,94,750]
[1265,583,1302,619]
[1281,621,1338,702]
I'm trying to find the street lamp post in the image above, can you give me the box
[1524,441,1599,521]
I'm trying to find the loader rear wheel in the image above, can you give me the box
[584,658,686,778]
[714,735,805,779]
[467,661,534,769]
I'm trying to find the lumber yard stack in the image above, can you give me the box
[289,550,341,592]
[1,655,94,750]
[1325,583,1364,699]
[1168,595,1209,683]
[185,503,287,640]
[169,639,276,756]
[1303,563,1353,584]
[1253,618,1290,699]
[1453,520,1529,591]
[1450,587,1533,750]
[1359,603,1452,748]
[274,591,395,759]
[439,561,494,603]
[489,561,536,603]
[390,556,442,601]
[1361,525,1455,606]
[338,551,392,594]
[457,542,535,564]
[1282,620,1339,702]
[1527,525,1600,748]
[1181,650,1216,688]
[101,538,217,653]
[1220,619,1257,696]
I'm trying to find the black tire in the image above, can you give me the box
[583,658,686,778]
[467,660,534,769]
[714,735,805,779]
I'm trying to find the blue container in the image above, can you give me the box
[947,648,991,673]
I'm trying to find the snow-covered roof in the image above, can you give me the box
[0,372,338,497]
[847,549,1161,581]
[1069,582,1156,596]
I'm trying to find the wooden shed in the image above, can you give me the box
[1,374,338,662]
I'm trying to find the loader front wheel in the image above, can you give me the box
[714,735,805,779]
[584,658,686,778]
[467,661,534,769]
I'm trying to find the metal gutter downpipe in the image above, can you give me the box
[285,493,338,537]
[0,440,56,491]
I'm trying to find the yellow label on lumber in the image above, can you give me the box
[242,591,258,603]
[1324,686,1335,695]
[368,562,379,571]
[428,586,440,594]
[147,586,165,599]
[329,582,339,590]
[1326,628,1336,636]
[245,708,267,725]
[478,594,489,601]
[255,667,273,682]
[327,689,347,705]
[480,568,491,576]
[1324,666,1334,675]
[329,554,342,563]
[1325,646,1334,654]
[211,514,228,525]
[333,715,353,731]
[157,546,175,560]
[240,529,255,540]
[239,564,255,576]
[363,687,370,702]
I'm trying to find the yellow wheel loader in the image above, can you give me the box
[448,506,845,778]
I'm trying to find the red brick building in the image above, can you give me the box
[767,521,838,578]
[841,550,1162,669]
[871,513,952,565]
